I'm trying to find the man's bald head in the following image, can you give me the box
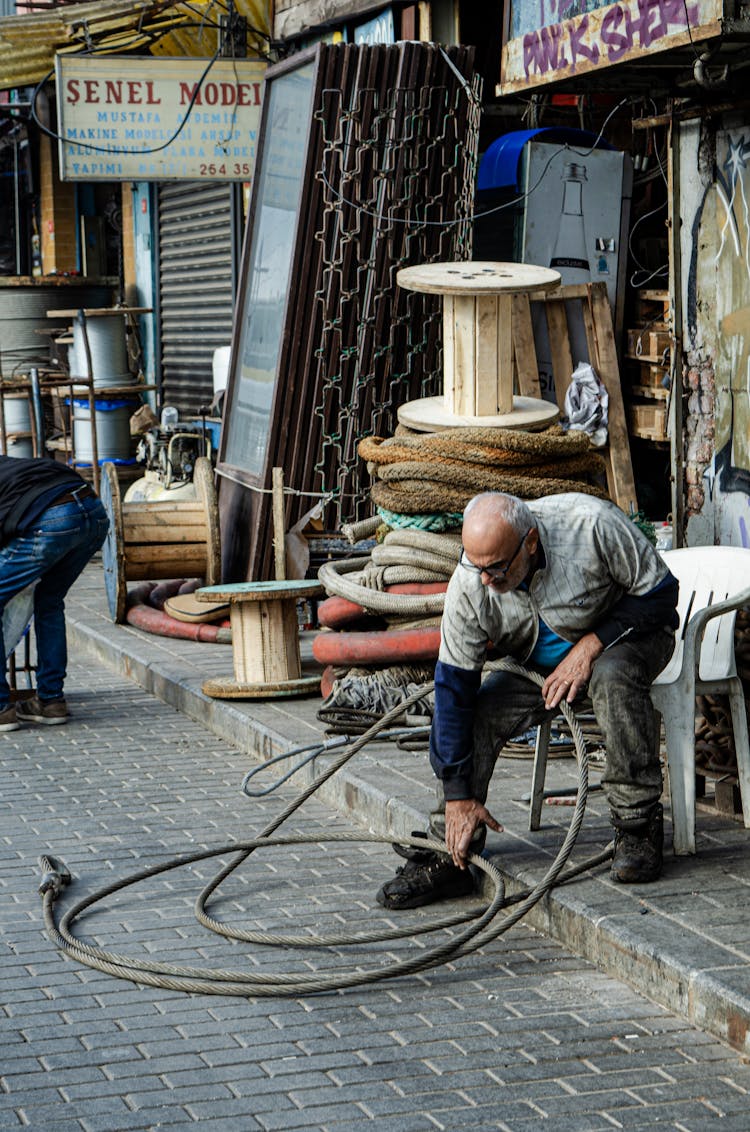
[463,493,533,543]
[461,493,539,589]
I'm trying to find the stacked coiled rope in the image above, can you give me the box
[359,425,607,515]
[318,527,460,622]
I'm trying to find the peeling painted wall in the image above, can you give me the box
[681,117,750,548]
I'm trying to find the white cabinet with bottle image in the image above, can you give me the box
[519,142,632,403]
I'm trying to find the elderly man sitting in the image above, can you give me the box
[377,490,679,909]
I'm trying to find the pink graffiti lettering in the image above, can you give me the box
[569,16,600,65]
[523,22,567,75]
[600,4,629,59]
[523,0,701,78]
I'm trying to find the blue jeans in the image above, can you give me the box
[0,493,109,705]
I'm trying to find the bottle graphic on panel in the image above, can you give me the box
[549,162,591,283]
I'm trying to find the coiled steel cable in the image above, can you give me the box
[39,661,613,997]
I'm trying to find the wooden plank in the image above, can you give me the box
[272,466,286,581]
[452,294,475,416]
[512,292,541,397]
[124,522,206,545]
[126,544,205,567]
[530,283,590,302]
[475,295,499,415]
[667,116,685,546]
[582,294,599,370]
[442,293,457,408]
[123,504,205,520]
[127,550,207,579]
[589,283,638,512]
[495,293,514,414]
[544,299,573,411]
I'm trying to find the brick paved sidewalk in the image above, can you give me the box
[3,653,750,1131]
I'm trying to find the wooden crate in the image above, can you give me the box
[625,359,670,401]
[627,400,667,441]
[634,289,670,329]
[626,327,671,361]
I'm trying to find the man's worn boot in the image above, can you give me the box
[611,804,663,883]
[376,832,475,910]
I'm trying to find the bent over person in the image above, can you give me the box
[0,456,109,730]
[377,490,679,909]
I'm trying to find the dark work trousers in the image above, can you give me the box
[429,628,676,838]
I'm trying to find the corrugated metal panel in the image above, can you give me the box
[0,1,270,90]
[158,180,235,419]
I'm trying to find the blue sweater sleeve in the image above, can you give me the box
[429,660,482,800]
[594,571,679,648]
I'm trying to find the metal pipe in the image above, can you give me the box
[28,367,44,456]
[12,133,21,276]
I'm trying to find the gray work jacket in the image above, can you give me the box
[439,493,673,672]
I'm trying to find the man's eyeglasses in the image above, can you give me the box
[459,528,532,580]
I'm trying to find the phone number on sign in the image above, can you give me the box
[200,162,251,176]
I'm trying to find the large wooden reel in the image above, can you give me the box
[100,457,221,623]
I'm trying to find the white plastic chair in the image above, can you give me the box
[529,546,750,855]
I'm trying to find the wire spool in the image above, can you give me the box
[101,456,221,623]
[69,397,138,463]
[70,313,134,388]
[0,393,34,458]
[2,394,31,433]
[1,435,33,458]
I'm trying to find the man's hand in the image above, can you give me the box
[541,632,604,710]
[444,798,503,870]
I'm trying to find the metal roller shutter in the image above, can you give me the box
[157,182,235,418]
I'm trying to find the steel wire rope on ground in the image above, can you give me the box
[39,661,613,997]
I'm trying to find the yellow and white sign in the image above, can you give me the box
[56,55,267,181]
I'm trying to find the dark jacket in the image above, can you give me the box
[0,457,84,547]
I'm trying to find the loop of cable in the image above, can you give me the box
[40,661,611,997]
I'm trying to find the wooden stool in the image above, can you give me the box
[196,579,324,699]
[396,261,561,431]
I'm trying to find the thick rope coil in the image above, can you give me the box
[377,456,605,489]
[319,557,448,615]
[341,515,381,545]
[362,423,608,516]
[376,507,464,532]
[371,476,607,514]
[359,564,448,588]
[382,528,463,555]
[369,545,458,575]
[320,527,460,612]
[359,427,595,465]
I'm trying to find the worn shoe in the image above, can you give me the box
[376,837,476,909]
[611,804,663,883]
[0,704,19,732]
[16,696,68,726]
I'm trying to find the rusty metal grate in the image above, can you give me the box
[220,42,480,580]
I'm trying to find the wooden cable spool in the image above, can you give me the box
[101,457,221,623]
[195,579,324,699]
